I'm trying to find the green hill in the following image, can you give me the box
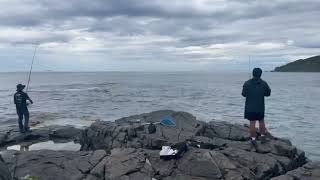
[274,55,320,72]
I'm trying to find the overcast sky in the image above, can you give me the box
[0,0,319,72]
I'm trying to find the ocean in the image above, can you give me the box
[0,72,319,160]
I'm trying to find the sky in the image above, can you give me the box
[0,0,320,72]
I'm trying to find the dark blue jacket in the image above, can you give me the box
[242,77,271,113]
[14,91,32,112]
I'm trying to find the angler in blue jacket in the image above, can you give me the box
[242,68,271,147]
[14,84,33,133]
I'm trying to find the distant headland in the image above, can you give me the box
[274,55,320,72]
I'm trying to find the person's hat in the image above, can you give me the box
[16,84,26,90]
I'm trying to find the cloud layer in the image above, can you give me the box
[1,0,320,71]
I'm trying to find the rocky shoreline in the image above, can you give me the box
[0,110,319,180]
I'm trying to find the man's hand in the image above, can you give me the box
[27,101,34,106]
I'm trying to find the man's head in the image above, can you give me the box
[16,84,26,91]
[252,68,262,78]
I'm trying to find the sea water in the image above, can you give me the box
[0,72,319,160]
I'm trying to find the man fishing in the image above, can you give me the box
[14,84,33,133]
[242,68,271,147]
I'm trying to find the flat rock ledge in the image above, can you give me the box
[0,110,319,180]
[0,125,82,149]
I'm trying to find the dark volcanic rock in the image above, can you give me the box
[271,162,320,180]
[189,136,231,149]
[78,110,312,180]
[49,125,82,140]
[0,146,313,180]
[104,148,153,179]
[220,147,298,179]
[0,155,12,180]
[1,110,319,180]
[197,121,250,141]
[1,147,253,180]
[80,110,204,151]
[170,149,251,180]
[1,150,107,180]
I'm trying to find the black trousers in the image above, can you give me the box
[16,107,29,130]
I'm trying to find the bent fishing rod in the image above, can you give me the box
[26,45,38,92]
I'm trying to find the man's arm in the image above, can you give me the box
[26,93,33,104]
[264,82,271,97]
[242,82,248,97]
[13,94,16,104]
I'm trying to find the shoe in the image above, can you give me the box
[19,129,25,133]
[24,128,32,133]
[251,139,258,148]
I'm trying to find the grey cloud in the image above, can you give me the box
[0,0,320,71]
[0,31,73,45]
[2,0,319,27]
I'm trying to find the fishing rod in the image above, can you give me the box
[248,55,251,79]
[26,45,38,92]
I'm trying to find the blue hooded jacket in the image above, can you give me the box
[242,77,271,113]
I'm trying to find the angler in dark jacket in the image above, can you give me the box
[14,84,33,133]
[242,68,271,146]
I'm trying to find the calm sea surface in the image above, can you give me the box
[0,72,319,160]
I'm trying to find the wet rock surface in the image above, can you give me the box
[270,162,320,180]
[0,155,11,180]
[0,110,319,180]
[0,125,82,149]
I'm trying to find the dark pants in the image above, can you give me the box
[16,107,29,131]
[245,111,265,121]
